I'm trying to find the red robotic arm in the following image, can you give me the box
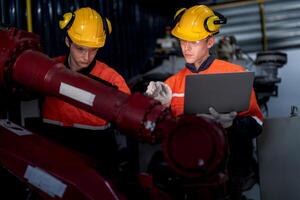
[0,27,228,199]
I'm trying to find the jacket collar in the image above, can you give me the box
[185,55,215,73]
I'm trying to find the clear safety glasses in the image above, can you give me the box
[179,39,203,47]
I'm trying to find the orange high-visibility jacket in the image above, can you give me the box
[42,56,130,127]
[165,59,263,124]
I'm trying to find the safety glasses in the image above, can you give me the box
[179,39,202,47]
[179,37,211,47]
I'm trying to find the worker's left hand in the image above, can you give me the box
[197,107,237,128]
[208,107,237,128]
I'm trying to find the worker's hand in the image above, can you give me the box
[208,107,237,128]
[145,81,172,107]
[197,107,237,128]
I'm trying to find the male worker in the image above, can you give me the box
[145,5,263,200]
[41,7,130,178]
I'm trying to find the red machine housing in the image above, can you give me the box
[0,27,228,199]
[0,119,124,200]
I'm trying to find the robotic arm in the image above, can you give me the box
[0,27,228,199]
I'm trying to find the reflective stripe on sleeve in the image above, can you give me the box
[172,93,184,97]
[43,118,110,130]
[73,123,110,130]
[252,116,263,126]
[43,118,64,126]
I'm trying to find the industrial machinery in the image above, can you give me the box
[216,35,287,116]
[0,27,229,199]
[254,51,287,113]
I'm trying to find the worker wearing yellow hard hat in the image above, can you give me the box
[171,5,226,41]
[145,5,263,199]
[59,7,112,48]
[41,7,130,179]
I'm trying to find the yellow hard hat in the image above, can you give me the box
[59,7,112,48]
[171,5,226,41]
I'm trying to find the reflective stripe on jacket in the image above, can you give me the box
[165,59,263,123]
[42,118,111,130]
[42,56,131,127]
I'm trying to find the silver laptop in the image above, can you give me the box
[184,71,254,114]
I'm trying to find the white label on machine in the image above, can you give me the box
[24,165,67,198]
[0,119,32,136]
[59,82,95,106]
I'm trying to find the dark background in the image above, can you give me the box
[0,0,228,80]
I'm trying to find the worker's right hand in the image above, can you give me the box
[145,81,172,107]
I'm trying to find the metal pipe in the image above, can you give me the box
[26,0,33,32]
[258,0,268,51]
